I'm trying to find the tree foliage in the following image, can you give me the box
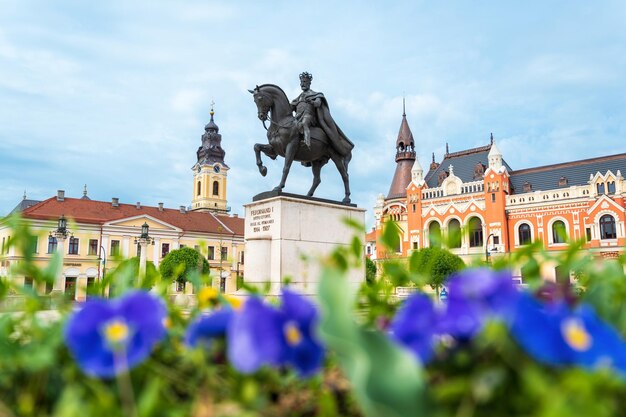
[365,257,377,284]
[409,247,465,291]
[159,247,210,284]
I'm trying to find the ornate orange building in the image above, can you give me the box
[372,110,626,283]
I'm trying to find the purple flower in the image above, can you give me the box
[227,289,324,377]
[64,291,167,378]
[185,309,233,348]
[511,292,626,375]
[438,268,520,339]
[390,293,438,363]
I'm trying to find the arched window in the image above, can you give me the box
[212,181,219,196]
[518,223,532,245]
[197,181,201,196]
[447,219,461,248]
[429,222,441,248]
[600,214,617,239]
[552,220,567,244]
[468,217,483,247]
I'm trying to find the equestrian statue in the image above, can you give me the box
[250,72,354,204]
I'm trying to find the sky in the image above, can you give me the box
[1,1,626,227]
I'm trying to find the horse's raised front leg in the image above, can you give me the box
[307,160,324,197]
[274,139,299,192]
[329,151,351,204]
[254,143,276,177]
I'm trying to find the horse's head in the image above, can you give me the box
[248,86,272,122]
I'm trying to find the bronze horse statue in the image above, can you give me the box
[249,84,353,204]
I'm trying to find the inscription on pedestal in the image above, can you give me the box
[248,206,275,234]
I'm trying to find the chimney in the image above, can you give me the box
[57,190,65,202]
[112,197,119,207]
[233,214,238,218]
[179,205,186,213]
[136,202,141,209]
[158,202,164,212]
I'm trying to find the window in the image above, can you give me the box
[468,217,483,247]
[68,237,79,255]
[197,181,202,196]
[600,215,617,239]
[213,181,219,196]
[207,246,215,260]
[559,176,568,186]
[428,222,441,248]
[88,239,99,256]
[47,236,58,253]
[586,228,592,242]
[608,181,616,194]
[28,236,38,255]
[24,277,33,288]
[412,204,416,213]
[221,247,228,261]
[412,241,418,250]
[447,219,461,248]
[65,277,77,299]
[87,278,96,299]
[367,246,372,255]
[523,182,532,193]
[491,193,496,203]
[240,251,244,265]
[552,221,567,244]
[493,236,500,245]
[518,223,532,245]
[597,183,605,194]
[161,243,170,258]
[111,240,120,256]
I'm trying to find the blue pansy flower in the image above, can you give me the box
[64,291,167,378]
[438,268,520,339]
[511,292,626,375]
[390,293,438,363]
[227,289,324,377]
[185,308,233,348]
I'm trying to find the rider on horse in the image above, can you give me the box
[290,72,354,158]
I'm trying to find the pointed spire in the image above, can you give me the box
[488,138,503,171]
[23,190,27,200]
[81,184,91,200]
[395,101,414,152]
[490,132,494,144]
[446,142,449,154]
[411,157,424,185]
[205,101,219,132]
[402,94,406,117]
[432,153,435,163]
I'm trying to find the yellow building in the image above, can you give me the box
[0,108,245,301]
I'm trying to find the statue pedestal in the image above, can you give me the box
[243,193,366,296]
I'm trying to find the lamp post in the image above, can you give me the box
[485,233,497,263]
[50,215,70,292]
[134,222,155,280]
[217,226,225,292]
[97,245,106,296]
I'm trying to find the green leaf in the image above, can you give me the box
[318,266,425,417]
[381,221,400,253]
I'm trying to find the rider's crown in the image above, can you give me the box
[299,72,313,82]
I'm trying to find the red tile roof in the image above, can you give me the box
[21,197,244,236]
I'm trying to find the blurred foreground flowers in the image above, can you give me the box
[1,220,626,417]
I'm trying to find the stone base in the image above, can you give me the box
[244,194,365,296]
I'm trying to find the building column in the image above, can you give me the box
[52,238,67,292]
[152,238,161,268]
[76,273,88,302]
[139,241,149,280]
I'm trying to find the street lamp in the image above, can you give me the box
[485,233,498,263]
[217,226,225,292]
[134,222,155,279]
[97,245,106,296]
[49,215,71,293]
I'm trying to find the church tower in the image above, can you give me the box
[386,99,416,200]
[191,105,230,212]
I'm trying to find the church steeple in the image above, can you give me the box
[387,105,416,200]
[191,104,230,213]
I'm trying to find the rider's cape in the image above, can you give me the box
[304,92,354,158]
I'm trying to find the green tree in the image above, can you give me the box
[104,257,159,295]
[365,257,377,284]
[159,247,210,285]
[409,247,464,297]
